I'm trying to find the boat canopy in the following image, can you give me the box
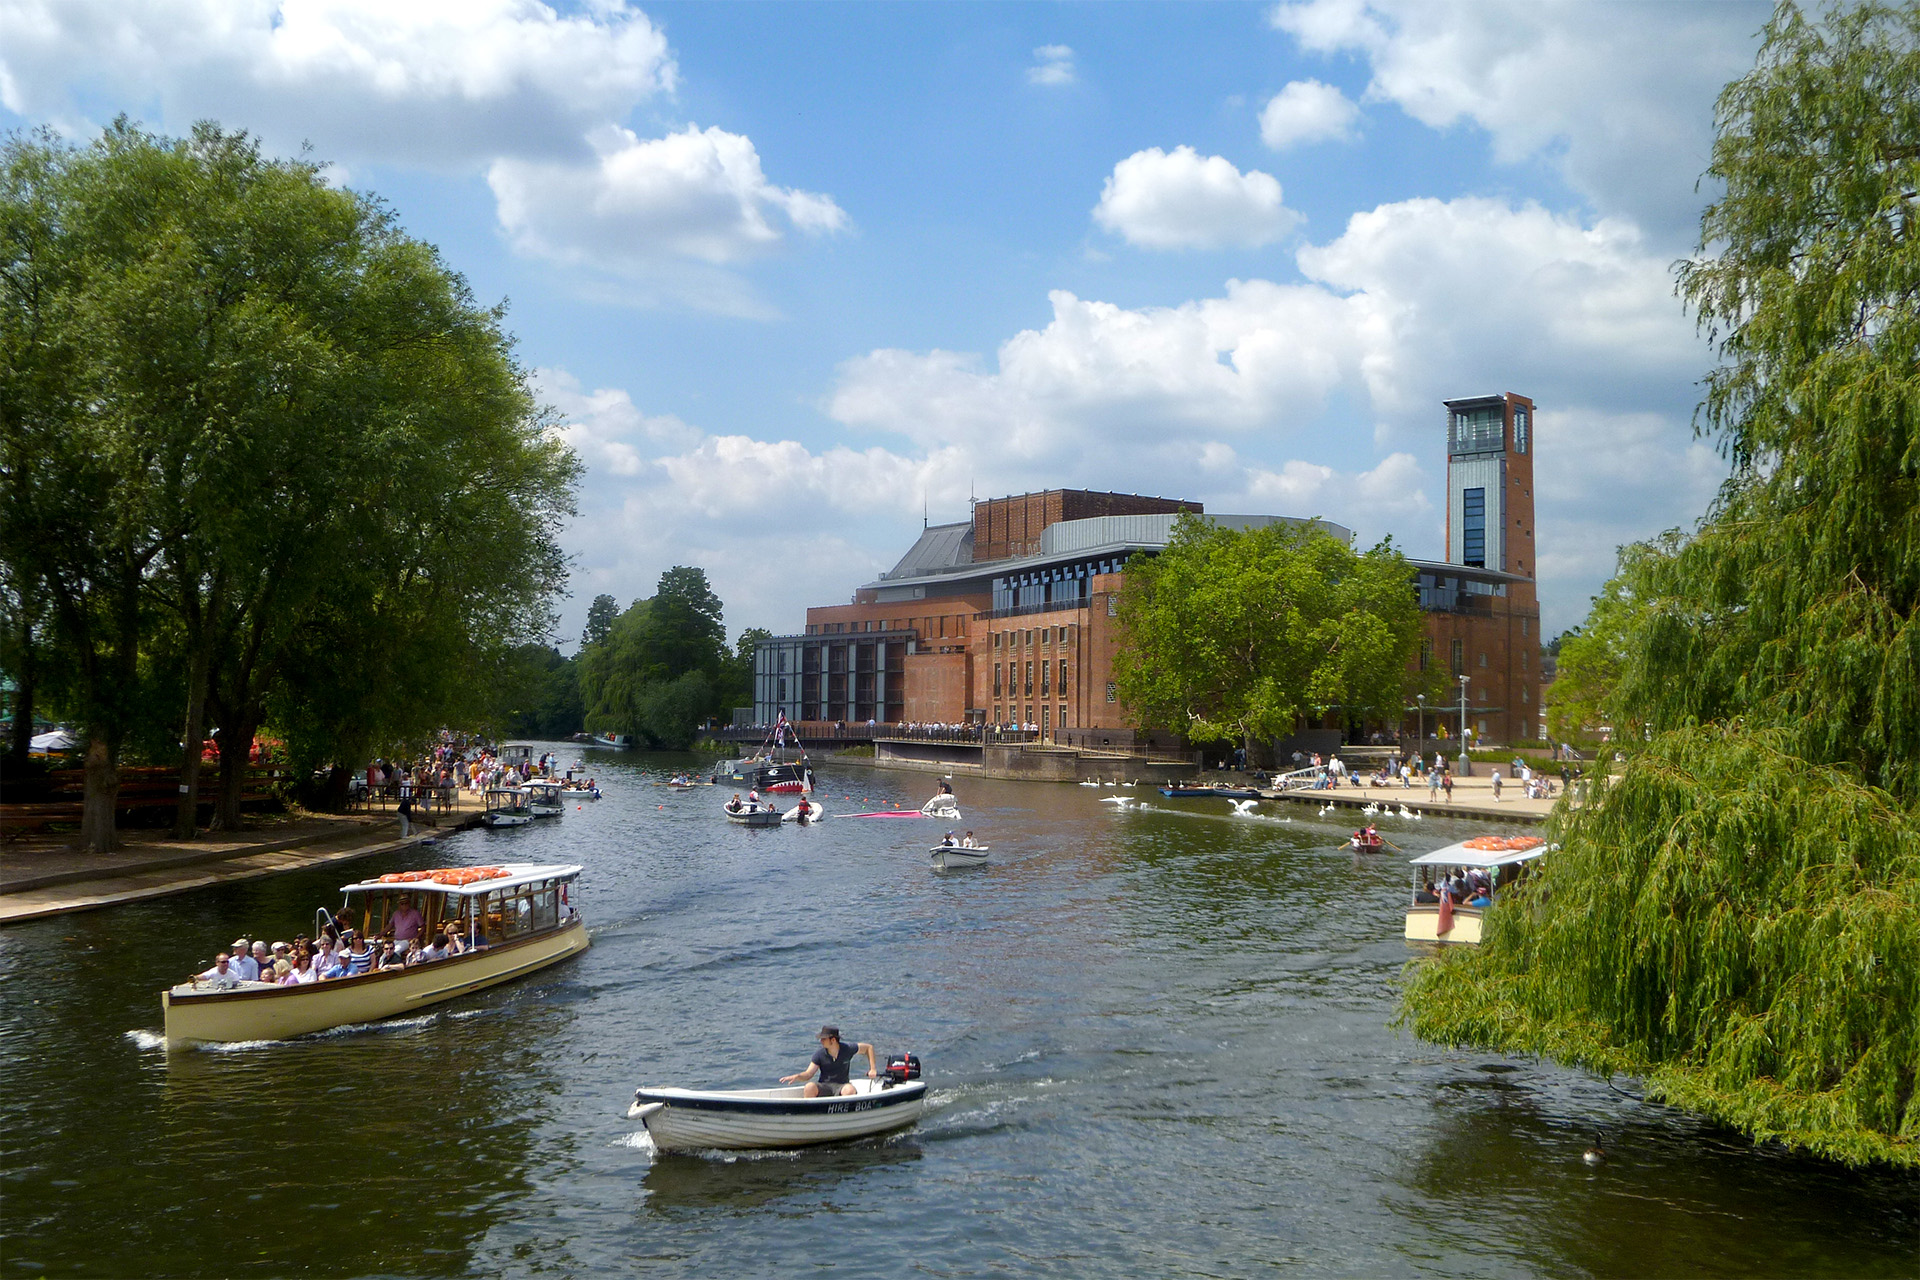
[1407,839,1549,870]
[338,863,583,898]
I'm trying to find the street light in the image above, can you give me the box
[1416,694,1426,760]
[1457,674,1471,776]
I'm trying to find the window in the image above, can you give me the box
[1042,706,1050,732]
[1521,618,1529,638]
[1058,702,1067,729]
[1419,637,1432,671]
[1479,652,1487,668]
[993,663,1002,697]
[938,616,946,638]
[1462,487,1486,567]
[1521,650,1528,669]
[1450,638,1464,676]
[1106,681,1117,702]
[1521,685,1530,704]
[1041,660,1050,695]
[1514,408,1529,454]
[1058,660,1068,693]
[993,631,1001,648]
[1107,595,1118,617]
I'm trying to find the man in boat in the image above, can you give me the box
[196,953,242,988]
[940,831,957,847]
[781,1026,879,1098]
[390,895,425,953]
[726,793,745,814]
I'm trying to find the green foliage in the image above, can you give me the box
[577,567,735,748]
[500,645,584,740]
[1404,2,1920,1167]
[0,121,580,826]
[581,594,618,650]
[1403,727,1919,1168]
[1113,516,1426,753]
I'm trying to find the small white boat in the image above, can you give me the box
[162,863,588,1046]
[627,1076,928,1152]
[1403,836,1549,945]
[524,780,566,818]
[929,843,989,870]
[480,787,533,828]
[782,801,825,824]
[921,794,960,818]
[724,801,782,828]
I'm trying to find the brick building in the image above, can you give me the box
[754,393,1544,747]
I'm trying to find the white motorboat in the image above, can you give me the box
[524,780,566,817]
[929,843,989,870]
[480,786,533,828]
[627,1075,928,1152]
[724,801,783,828]
[161,863,588,1046]
[1403,836,1548,945]
[921,793,960,818]
[782,800,826,824]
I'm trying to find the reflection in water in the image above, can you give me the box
[2,749,1915,1278]
[640,1138,924,1214]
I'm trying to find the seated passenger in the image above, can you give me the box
[726,793,744,813]
[198,953,241,988]
[344,936,374,976]
[1414,879,1439,905]
[422,936,450,962]
[440,924,465,956]
[940,831,956,847]
[961,831,976,848]
[402,939,428,967]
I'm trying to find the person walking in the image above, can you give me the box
[1442,770,1454,803]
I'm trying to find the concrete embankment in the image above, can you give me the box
[0,803,485,925]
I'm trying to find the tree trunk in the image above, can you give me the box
[212,714,258,831]
[6,616,32,767]
[172,644,212,839]
[79,732,119,854]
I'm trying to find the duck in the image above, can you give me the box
[1583,1131,1607,1165]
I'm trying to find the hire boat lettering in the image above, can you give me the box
[160,863,588,1046]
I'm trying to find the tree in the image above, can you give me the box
[724,626,772,712]
[1113,516,1427,759]
[1403,2,1920,1168]
[581,593,618,651]
[0,122,579,837]
[576,568,735,747]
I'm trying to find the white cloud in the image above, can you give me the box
[1093,146,1300,250]
[829,193,1716,634]
[0,0,677,166]
[1028,44,1076,86]
[1258,79,1360,149]
[1267,0,1767,239]
[490,124,848,272]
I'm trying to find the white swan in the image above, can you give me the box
[1229,798,1260,816]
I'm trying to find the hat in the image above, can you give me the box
[818,1025,840,1040]
[272,941,289,952]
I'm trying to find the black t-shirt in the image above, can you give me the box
[811,1041,858,1084]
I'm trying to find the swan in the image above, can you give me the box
[1229,798,1260,816]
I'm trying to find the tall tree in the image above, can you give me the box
[577,567,734,748]
[581,593,618,651]
[1404,1,1920,1168]
[1113,516,1427,759]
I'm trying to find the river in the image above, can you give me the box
[1,747,1911,1277]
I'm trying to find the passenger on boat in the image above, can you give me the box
[962,831,976,847]
[781,1026,879,1098]
[726,793,745,813]
[940,832,957,847]
[197,953,242,987]
[422,936,450,962]
[1414,877,1439,904]
[229,940,258,982]
[390,895,424,950]
[250,940,272,976]
[319,947,348,980]
[439,923,465,955]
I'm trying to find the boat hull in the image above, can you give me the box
[930,847,989,870]
[482,811,533,827]
[629,1079,927,1152]
[1404,904,1485,944]
[161,919,589,1046]
[725,807,782,827]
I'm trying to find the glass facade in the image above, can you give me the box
[1462,487,1486,567]
[990,557,1125,613]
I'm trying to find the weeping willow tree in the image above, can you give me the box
[1403,1,1920,1168]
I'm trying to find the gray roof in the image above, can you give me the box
[880,521,974,580]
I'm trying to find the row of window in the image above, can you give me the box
[992,704,1070,730]
[993,660,1070,698]
[993,625,1072,649]
[805,615,961,637]
[990,557,1128,612]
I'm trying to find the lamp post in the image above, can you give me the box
[1457,674,1471,775]
[1416,694,1426,761]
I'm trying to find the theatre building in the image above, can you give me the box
[753,392,1542,747]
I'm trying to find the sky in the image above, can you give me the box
[0,0,1778,646]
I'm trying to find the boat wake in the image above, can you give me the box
[124,1030,166,1052]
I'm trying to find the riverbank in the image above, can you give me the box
[830,749,1563,825]
[0,795,488,925]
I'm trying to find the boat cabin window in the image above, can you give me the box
[490,880,562,939]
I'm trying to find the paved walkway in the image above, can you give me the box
[0,794,486,925]
[1258,770,1578,824]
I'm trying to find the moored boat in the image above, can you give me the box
[712,756,812,793]
[627,1073,928,1151]
[929,843,988,870]
[1160,784,1263,799]
[1403,836,1548,945]
[161,863,588,1046]
[592,732,633,749]
[480,786,533,827]
[524,780,566,817]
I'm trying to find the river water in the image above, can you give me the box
[1,747,1911,1277]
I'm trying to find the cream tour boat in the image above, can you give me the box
[1403,836,1547,945]
[161,863,588,1047]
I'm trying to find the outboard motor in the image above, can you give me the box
[882,1053,921,1088]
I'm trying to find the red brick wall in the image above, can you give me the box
[902,651,973,722]
[971,490,1200,562]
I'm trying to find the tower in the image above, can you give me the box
[1443,393,1535,578]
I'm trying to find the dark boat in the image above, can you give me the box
[1159,785,1264,799]
[712,757,812,793]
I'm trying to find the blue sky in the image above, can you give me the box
[1,0,1776,644]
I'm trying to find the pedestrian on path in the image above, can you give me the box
[397,789,414,838]
[1428,769,1439,803]
[1491,769,1504,802]
[1442,770,1453,803]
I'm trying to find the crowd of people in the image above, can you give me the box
[189,903,486,989]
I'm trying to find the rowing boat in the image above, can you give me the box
[627,1076,928,1151]
[929,843,989,870]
